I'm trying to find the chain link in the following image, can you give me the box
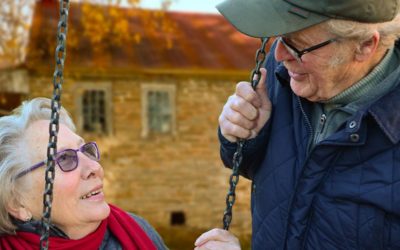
[40,1,70,249]
[222,38,269,231]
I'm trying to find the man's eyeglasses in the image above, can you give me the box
[278,36,337,63]
[17,142,100,178]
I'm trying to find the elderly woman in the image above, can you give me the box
[0,97,167,249]
[196,0,400,249]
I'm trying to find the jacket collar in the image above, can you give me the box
[13,217,69,239]
[368,83,400,144]
[275,63,290,87]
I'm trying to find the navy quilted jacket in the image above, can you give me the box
[220,42,400,249]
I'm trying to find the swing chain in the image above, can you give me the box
[222,38,269,231]
[40,1,70,249]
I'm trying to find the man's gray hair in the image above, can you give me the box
[325,14,400,49]
[0,97,75,234]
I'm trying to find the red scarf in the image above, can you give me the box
[0,204,157,250]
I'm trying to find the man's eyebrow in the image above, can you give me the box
[285,34,311,47]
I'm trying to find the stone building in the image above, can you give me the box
[0,0,271,248]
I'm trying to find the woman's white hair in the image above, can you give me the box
[0,97,75,234]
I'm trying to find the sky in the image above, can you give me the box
[138,0,224,13]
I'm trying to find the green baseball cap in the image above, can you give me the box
[217,0,400,38]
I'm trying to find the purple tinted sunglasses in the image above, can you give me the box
[17,142,100,178]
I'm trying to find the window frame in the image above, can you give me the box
[75,82,113,135]
[141,84,176,138]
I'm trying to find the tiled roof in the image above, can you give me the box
[26,1,271,75]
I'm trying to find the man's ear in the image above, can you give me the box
[354,31,380,62]
[6,199,32,221]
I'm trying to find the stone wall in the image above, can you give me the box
[28,73,253,248]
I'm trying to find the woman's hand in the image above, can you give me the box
[194,228,241,250]
[219,68,272,142]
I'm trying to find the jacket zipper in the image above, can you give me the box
[283,96,314,249]
[314,113,327,145]
[297,96,313,139]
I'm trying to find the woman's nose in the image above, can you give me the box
[78,152,102,178]
[275,39,296,62]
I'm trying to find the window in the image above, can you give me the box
[170,211,186,226]
[76,83,112,135]
[0,93,24,117]
[82,90,107,133]
[142,84,176,137]
[0,70,28,117]
[148,91,171,133]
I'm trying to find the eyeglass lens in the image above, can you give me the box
[57,150,78,172]
[56,143,99,172]
[81,143,99,161]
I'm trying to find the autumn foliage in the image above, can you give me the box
[0,0,173,69]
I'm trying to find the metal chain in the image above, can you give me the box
[40,1,70,249]
[222,38,269,230]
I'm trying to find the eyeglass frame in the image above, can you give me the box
[16,142,100,178]
[278,36,337,63]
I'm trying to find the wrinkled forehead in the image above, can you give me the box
[24,120,83,161]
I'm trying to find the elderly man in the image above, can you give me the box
[195,0,400,249]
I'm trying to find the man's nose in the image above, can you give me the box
[275,39,297,62]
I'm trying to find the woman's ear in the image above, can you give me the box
[6,199,32,222]
[354,31,380,62]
